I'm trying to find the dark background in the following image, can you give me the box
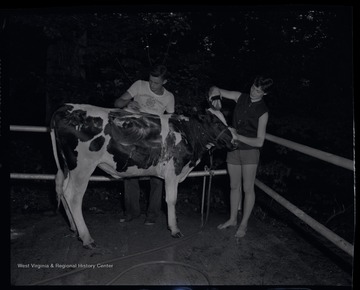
[3,5,355,247]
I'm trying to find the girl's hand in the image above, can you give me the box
[208,86,220,98]
[208,86,222,110]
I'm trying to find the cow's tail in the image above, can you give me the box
[50,123,65,210]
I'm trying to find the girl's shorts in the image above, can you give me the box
[226,149,260,165]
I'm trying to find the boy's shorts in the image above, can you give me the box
[226,149,260,165]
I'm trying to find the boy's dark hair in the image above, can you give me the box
[149,64,168,80]
[254,75,273,93]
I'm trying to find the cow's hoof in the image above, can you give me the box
[83,242,97,250]
[171,232,184,238]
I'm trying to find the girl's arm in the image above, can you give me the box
[233,112,268,147]
[209,86,241,102]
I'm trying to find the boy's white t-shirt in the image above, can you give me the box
[127,80,175,115]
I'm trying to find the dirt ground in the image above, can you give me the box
[10,203,354,288]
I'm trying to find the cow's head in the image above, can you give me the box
[203,108,238,151]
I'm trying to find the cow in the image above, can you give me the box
[50,103,238,249]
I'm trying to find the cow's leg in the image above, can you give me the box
[61,193,77,233]
[55,170,77,233]
[164,178,183,238]
[63,167,97,249]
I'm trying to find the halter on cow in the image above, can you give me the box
[50,103,238,249]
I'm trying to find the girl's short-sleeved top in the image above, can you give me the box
[232,93,268,150]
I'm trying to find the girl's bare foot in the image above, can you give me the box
[217,220,237,230]
[235,224,247,238]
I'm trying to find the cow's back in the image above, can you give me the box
[51,104,166,176]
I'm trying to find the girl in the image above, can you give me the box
[209,75,273,238]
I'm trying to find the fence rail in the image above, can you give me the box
[10,125,355,257]
[10,170,228,181]
[266,133,354,171]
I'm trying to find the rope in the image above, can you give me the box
[201,173,207,227]
[105,260,212,285]
[205,151,214,226]
[30,228,203,285]
[201,150,215,227]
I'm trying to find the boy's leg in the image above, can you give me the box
[145,177,164,225]
[121,178,141,222]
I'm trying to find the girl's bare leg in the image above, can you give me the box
[218,163,242,229]
[235,163,257,238]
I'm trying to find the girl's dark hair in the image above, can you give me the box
[254,75,273,93]
[149,64,168,80]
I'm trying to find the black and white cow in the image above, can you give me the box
[50,104,237,249]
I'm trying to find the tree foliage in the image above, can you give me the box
[6,6,353,153]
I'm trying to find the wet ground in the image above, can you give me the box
[10,205,353,287]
